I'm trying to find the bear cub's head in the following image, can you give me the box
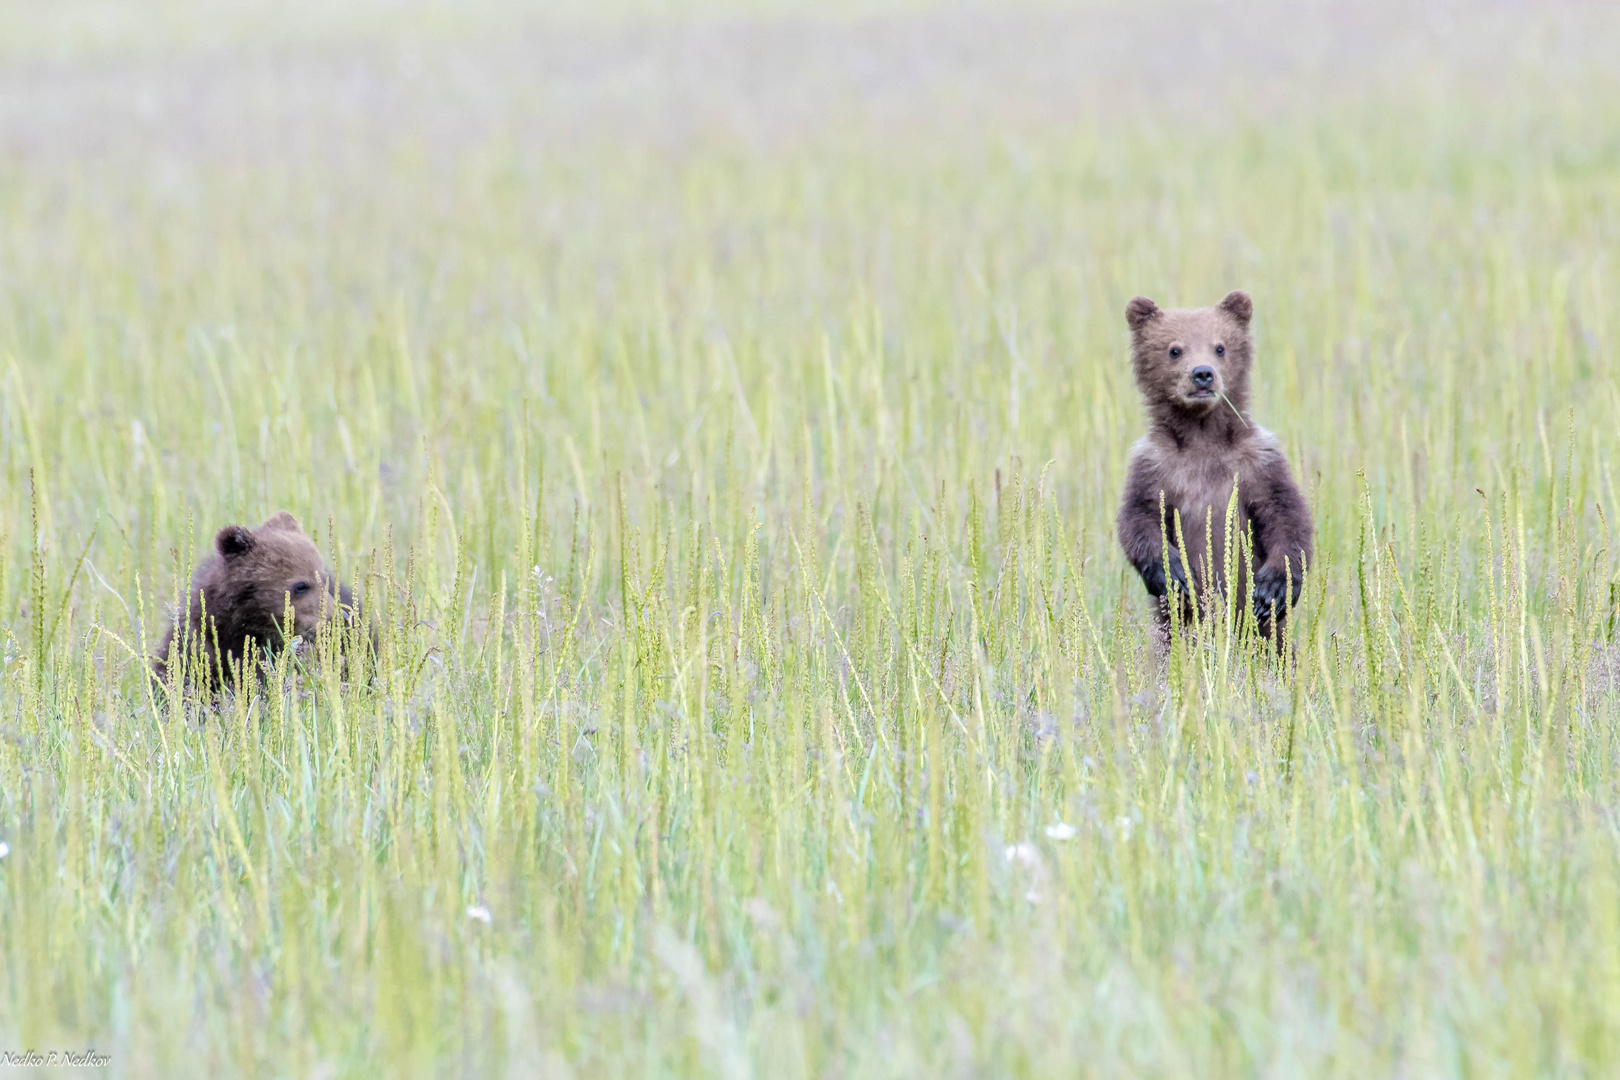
[212,511,346,640]
[1125,290,1254,417]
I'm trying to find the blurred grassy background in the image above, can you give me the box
[4,0,1617,592]
[3,1,1620,1076]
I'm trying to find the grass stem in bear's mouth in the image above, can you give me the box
[1219,391,1250,427]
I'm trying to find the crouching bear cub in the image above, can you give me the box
[152,512,364,688]
[1116,291,1313,642]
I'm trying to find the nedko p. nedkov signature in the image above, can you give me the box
[1,1049,111,1067]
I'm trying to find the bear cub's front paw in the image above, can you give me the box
[1137,548,1190,598]
[1252,564,1302,617]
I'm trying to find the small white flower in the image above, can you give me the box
[1003,841,1046,903]
[466,904,492,924]
[1044,822,1077,841]
[1003,842,1040,867]
[1115,816,1134,841]
[0,841,9,860]
[742,897,779,929]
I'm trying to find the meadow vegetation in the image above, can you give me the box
[3,2,1620,1075]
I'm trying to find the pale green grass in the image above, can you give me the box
[3,4,1620,1076]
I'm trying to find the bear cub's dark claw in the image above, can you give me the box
[1251,565,1302,617]
[1137,548,1190,598]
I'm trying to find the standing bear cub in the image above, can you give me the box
[1116,291,1313,640]
[152,511,363,688]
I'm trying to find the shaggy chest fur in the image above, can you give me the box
[1134,426,1278,588]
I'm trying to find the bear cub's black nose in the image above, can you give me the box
[1190,366,1215,389]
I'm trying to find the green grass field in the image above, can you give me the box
[4,2,1620,1075]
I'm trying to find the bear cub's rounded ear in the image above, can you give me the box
[261,511,302,534]
[1125,296,1161,331]
[1218,290,1253,327]
[216,525,255,558]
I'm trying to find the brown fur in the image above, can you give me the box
[152,512,362,688]
[1116,291,1313,641]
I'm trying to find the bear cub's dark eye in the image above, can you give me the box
[1169,346,1183,360]
[1214,344,1226,357]
[291,581,312,597]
